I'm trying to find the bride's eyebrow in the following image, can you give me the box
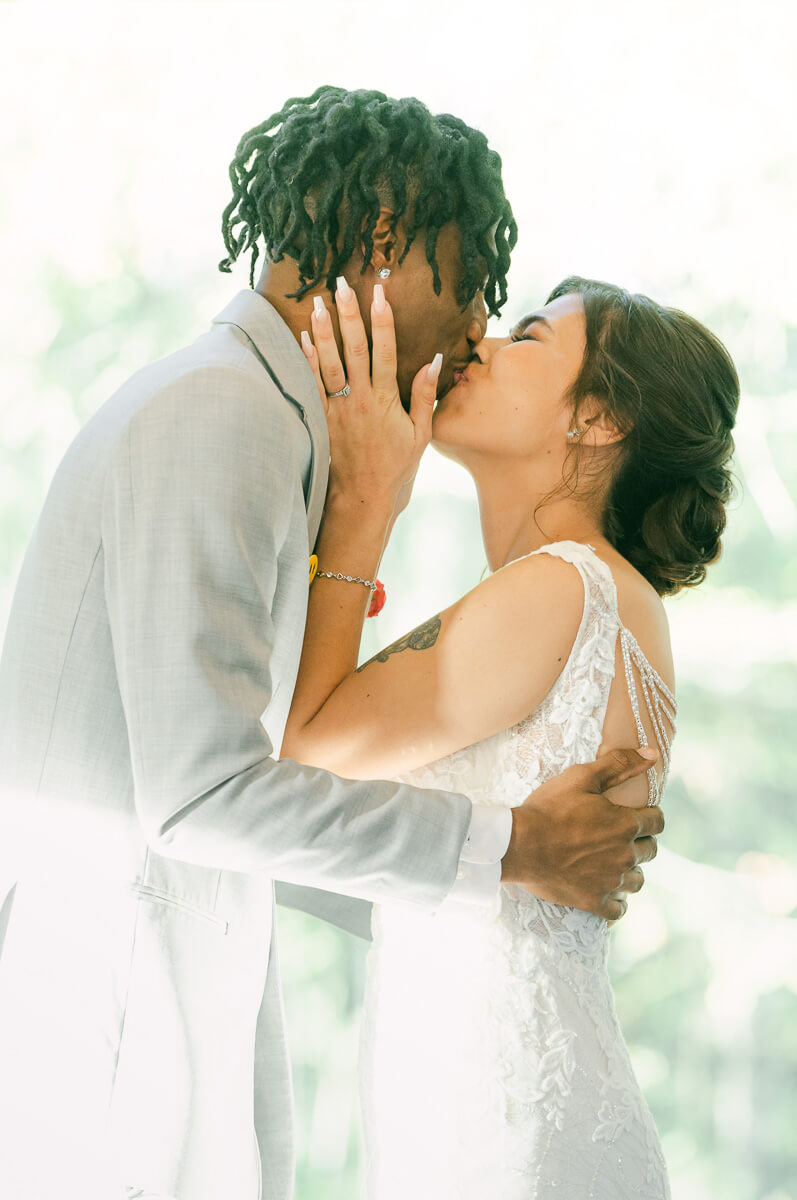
[511,312,554,337]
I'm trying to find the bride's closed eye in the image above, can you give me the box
[509,312,552,344]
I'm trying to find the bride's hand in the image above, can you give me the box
[301,277,442,514]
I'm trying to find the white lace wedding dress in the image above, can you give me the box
[359,542,676,1200]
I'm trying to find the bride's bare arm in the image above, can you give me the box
[282,275,437,755]
[283,281,586,779]
[283,550,585,779]
[283,282,663,919]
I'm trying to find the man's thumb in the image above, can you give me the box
[589,746,658,794]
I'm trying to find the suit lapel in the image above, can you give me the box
[212,290,330,548]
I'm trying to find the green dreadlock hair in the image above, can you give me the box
[219,86,518,316]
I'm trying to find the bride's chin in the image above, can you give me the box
[430,413,454,447]
[432,399,466,436]
[430,437,465,464]
[430,424,469,464]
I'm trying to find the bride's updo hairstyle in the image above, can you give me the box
[548,276,739,596]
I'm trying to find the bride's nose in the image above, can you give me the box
[472,337,504,366]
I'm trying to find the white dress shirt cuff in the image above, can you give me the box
[445,805,513,908]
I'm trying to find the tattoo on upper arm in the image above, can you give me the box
[356,615,442,672]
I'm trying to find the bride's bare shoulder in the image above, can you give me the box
[468,548,588,659]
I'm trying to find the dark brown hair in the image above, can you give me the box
[547,276,739,596]
[219,86,517,314]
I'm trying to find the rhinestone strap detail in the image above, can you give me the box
[619,626,676,805]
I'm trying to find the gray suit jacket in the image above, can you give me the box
[0,290,471,1200]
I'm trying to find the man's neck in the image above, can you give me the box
[256,260,345,354]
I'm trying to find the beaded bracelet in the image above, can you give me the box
[314,567,387,617]
[316,568,377,591]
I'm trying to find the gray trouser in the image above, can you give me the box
[125,1190,179,1200]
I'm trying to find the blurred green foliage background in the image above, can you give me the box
[1,3,795,1198]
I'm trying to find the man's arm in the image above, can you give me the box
[290,282,663,919]
[100,366,472,911]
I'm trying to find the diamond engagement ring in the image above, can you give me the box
[327,383,351,398]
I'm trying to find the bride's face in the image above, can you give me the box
[431,293,587,464]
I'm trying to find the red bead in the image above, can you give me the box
[367,579,386,618]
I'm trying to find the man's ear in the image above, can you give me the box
[362,207,399,273]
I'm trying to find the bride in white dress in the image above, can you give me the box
[283,274,738,1198]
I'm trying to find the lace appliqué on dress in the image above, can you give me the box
[361,542,675,1199]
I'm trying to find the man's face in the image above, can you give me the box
[380,223,490,409]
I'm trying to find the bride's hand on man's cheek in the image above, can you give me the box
[301,278,442,512]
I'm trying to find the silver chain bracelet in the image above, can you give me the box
[316,569,377,593]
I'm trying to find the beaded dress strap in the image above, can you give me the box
[532,542,677,806]
[507,541,677,804]
[619,626,677,805]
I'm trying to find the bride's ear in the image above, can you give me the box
[363,207,399,274]
[579,404,624,448]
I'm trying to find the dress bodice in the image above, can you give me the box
[396,541,675,951]
[362,542,675,1198]
[399,539,675,814]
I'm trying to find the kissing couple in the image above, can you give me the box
[0,86,738,1200]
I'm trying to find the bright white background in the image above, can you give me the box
[1,2,796,1198]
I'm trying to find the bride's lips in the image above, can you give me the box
[453,366,470,385]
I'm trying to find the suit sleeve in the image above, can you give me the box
[101,366,472,911]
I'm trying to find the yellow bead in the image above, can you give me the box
[308,554,318,585]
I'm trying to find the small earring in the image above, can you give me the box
[377,267,391,280]
[566,428,585,440]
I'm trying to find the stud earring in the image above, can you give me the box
[377,267,391,280]
[566,428,585,440]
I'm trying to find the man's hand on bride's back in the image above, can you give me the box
[500,749,665,921]
[303,278,442,516]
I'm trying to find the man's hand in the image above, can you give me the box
[501,748,664,921]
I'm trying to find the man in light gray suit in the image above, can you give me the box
[0,87,663,1200]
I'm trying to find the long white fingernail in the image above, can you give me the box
[373,283,387,313]
[427,353,443,382]
[313,296,327,321]
[300,331,313,358]
[336,275,352,301]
